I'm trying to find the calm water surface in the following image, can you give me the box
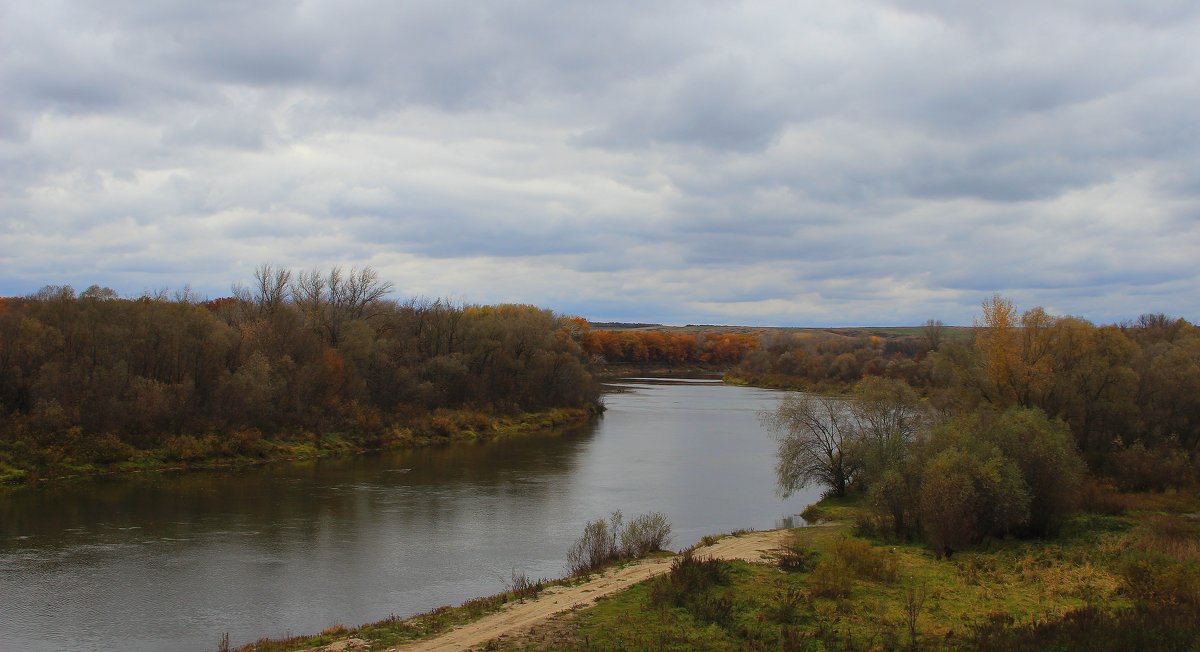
[0,379,818,651]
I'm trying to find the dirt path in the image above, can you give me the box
[379,530,788,652]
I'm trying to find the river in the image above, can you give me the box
[0,378,818,651]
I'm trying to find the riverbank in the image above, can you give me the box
[0,406,599,489]
[723,372,855,394]
[262,487,1200,651]
[231,530,791,652]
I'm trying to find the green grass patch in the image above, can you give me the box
[513,525,1131,651]
[504,489,1200,651]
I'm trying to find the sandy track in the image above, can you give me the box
[383,530,788,652]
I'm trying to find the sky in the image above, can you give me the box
[2,1,1198,326]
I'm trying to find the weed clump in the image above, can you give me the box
[566,510,673,576]
[621,511,672,557]
[649,549,733,625]
[507,569,544,601]
[775,531,819,572]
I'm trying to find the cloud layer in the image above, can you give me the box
[3,0,1198,325]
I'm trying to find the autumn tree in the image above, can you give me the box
[918,447,1029,558]
[974,294,1022,406]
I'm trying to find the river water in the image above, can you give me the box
[0,378,818,651]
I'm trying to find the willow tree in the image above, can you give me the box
[763,393,859,498]
[764,376,930,499]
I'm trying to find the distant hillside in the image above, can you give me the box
[586,321,664,330]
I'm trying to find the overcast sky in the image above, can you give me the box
[2,1,1198,326]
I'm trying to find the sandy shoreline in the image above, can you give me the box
[307,530,789,652]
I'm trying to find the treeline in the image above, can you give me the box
[927,297,1200,474]
[0,266,600,481]
[768,296,1200,555]
[579,330,758,368]
[730,327,941,390]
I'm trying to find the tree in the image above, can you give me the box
[922,319,945,352]
[973,408,1085,536]
[849,376,928,483]
[763,393,860,498]
[232,263,292,318]
[291,266,394,347]
[975,294,1021,406]
[764,377,929,498]
[918,447,1030,558]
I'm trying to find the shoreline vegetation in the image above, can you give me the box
[0,406,598,489]
[228,483,1200,652]
[226,516,766,652]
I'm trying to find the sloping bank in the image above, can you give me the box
[231,530,790,652]
[254,489,1200,651]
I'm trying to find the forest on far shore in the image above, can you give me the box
[0,266,600,483]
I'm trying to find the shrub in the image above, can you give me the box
[919,447,1030,557]
[1119,551,1200,607]
[799,503,827,525]
[164,434,210,462]
[1078,478,1128,515]
[966,603,1200,651]
[507,568,544,601]
[689,592,734,626]
[775,532,819,572]
[227,428,269,458]
[809,556,852,599]
[566,510,673,576]
[620,511,672,557]
[903,581,928,648]
[649,549,733,625]
[868,468,918,538]
[764,588,807,626]
[82,432,135,465]
[566,512,622,576]
[977,408,1085,536]
[1110,438,1195,492]
[830,538,898,583]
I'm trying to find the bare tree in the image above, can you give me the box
[763,378,928,498]
[849,377,928,481]
[922,318,945,352]
[903,580,928,648]
[231,264,295,329]
[762,393,859,498]
[252,264,292,315]
[290,266,394,346]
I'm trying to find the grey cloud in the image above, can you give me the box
[2,0,1200,325]
[575,57,793,152]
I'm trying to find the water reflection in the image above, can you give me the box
[0,379,816,651]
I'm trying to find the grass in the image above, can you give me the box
[496,487,1200,651]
